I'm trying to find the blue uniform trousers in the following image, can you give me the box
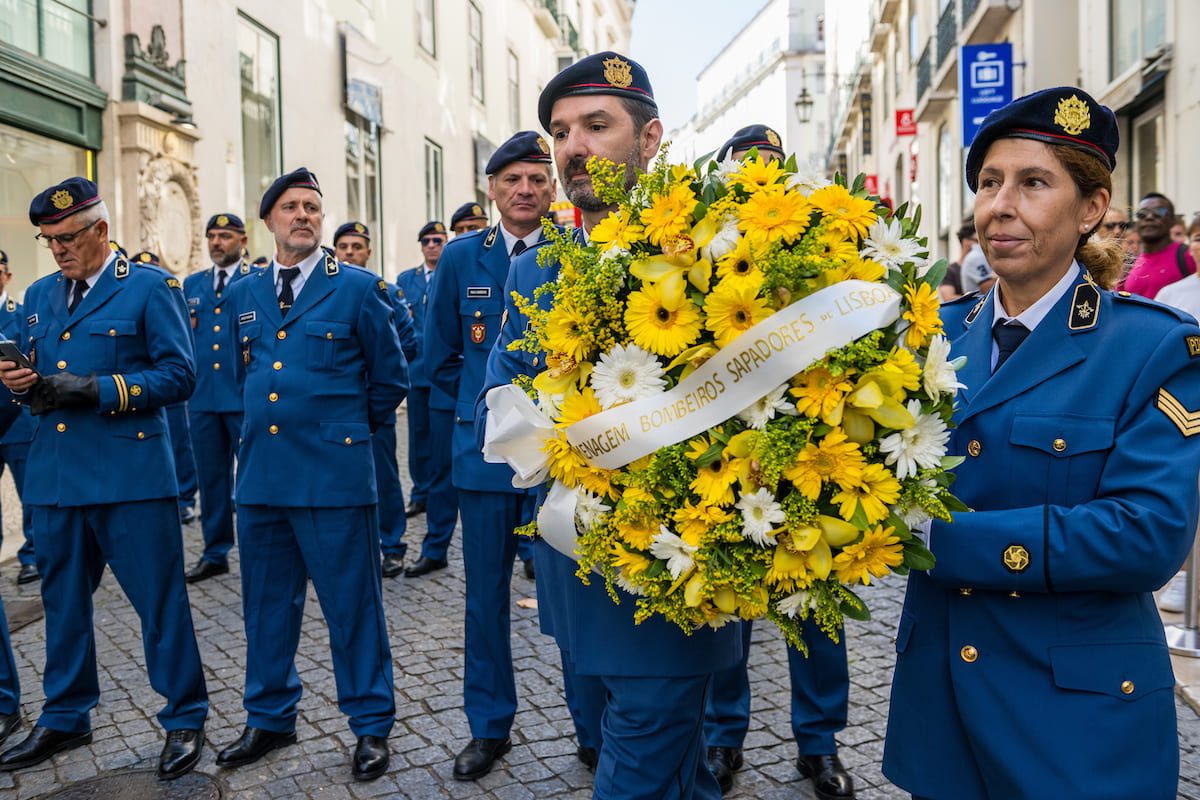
[594,674,720,800]
[460,488,528,737]
[32,500,208,733]
[188,409,241,567]
[166,403,198,512]
[0,442,34,566]
[0,597,18,716]
[372,417,407,558]
[406,387,432,505]
[704,619,848,753]
[420,407,458,561]
[561,651,605,752]
[236,504,394,737]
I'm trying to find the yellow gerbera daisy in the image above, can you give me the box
[831,256,887,284]
[624,281,703,357]
[687,437,739,507]
[738,185,811,249]
[733,156,787,192]
[902,282,944,348]
[544,301,594,363]
[808,185,878,241]
[813,230,860,264]
[620,520,659,550]
[785,429,866,500]
[715,238,764,286]
[673,500,733,547]
[704,282,771,348]
[590,207,646,251]
[831,463,902,524]
[880,347,923,394]
[610,543,651,577]
[640,183,697,247]
[790,367,855,425]
[832,524,904,585]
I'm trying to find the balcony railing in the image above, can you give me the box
[916,42,931,102]
[936,1,957,67]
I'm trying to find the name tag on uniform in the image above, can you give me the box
[187,297,200,306]
[239,311,256,324]
[26,314,37,326]
[467,286,491,298]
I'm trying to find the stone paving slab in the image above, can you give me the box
[0,406,1195,798]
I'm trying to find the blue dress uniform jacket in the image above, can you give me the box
[395,266,434,506]
[183,261,261,413]
[374,281,416,559]
[883,273,1200,800]
[0,294,36,566]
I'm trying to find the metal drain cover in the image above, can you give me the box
[39,770,223,799]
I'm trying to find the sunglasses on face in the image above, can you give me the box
[420,237,444,246]
[1103,221,1128,231]
[1135,207,1170,221]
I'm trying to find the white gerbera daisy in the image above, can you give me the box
[700,215,741,263]
[785,163,832,196]
[776,590,811,619]
[537,390,565,419]
[736,384,800,430]
[861,217,929,273]
[735,488,786,547]
[649,528,697,580]
[614,570,647,596]
[895,502,932,530]
[574,489,612,532]
[590,344,667,409]
[922,336,965,402]
[879,400,951,480]
[712,156,741,185]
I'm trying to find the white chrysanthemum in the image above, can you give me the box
[614,570,647,596]
[590,343,667,409]
[574,489,612,532]
[922,336,965,402]
[879,400,951,480]
[735,488,786,547]
[537,390,565,419]
[712,156,741,185]
[599,245,631,265]
[736,384,800,429]
[701,215,741,263]
[861,217,929,273]
[776,590,811,619]
[649,528,697,580]
[895,502,932,529]
[786,163,832,196]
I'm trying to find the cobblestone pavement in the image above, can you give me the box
[0,408,1196,798]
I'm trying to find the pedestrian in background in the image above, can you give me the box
[1123,191,1196,298]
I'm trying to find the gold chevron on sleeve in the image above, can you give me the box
[1156,388,1200,437]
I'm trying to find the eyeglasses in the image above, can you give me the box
[35,219,101,248]
[1103,221,1128,231]
[1134,207,1170,221]
[420,237,445,246]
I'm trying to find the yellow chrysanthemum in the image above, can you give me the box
[785,429,866,500]
[640,183,697,247]
[791,367,855,425]
[620,520,659,550]
[831,463,902,524]
[610,543,651,577]
[544,302,594,363]
[832,525,904,585]
[624,281,703,357]
[733,156,787,192]
[738,185,811,249]
[704,282,771,348]
[808,185,878,241]
[673,501,733,547]
[590,207,646,251]
[902,282,944,348]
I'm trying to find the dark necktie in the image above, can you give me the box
[512,240,527,258]
[992,320,1030,372]
[68,279,85,314]
[278,267,300,316]
[215,269,227,296]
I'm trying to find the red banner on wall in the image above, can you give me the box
[896,109,917,136]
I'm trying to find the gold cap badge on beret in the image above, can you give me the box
[355,222,365,233]
[472,204,482,216]
[216,214,229,227]
[139,253,152,263]
[435,223,445,233]
[536,137,550,155]
[1053,95,1090,136]
[766,129,781,147]
[51,190,73,210]
[603,56,633,89]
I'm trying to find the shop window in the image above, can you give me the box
[0,0,93,78]
[345,116,382,268]
[239,14,282,262]
[425,138,443,223]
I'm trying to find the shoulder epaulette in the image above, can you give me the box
[114,257,130,279]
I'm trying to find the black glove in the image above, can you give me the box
[28,372,100,416]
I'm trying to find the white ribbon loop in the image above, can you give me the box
[482,383,557,489]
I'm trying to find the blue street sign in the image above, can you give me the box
[959,43,1013,148]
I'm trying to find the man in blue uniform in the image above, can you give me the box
[396,220,459,577]
[181,215,261,582]
[450,202,489,236]
[477,53,743,799]
[0,250,39,585]
[703,126,855,800]
[333,220,418,577]
[0,384,27,744]
[214,168,407,781]
[0,178,207,779]
[426,131,555,779]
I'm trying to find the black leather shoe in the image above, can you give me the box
[381,553,404,578]
[185,559,229,584]
[180,506,197,525]
[404,556,448,578]
[453,736,511,780]
[707,745,743,795]
[0,713,20,747]
[352,735,389,780]
[576,745,598,772]
[158,728,203,780]
[523,559,535,580]
[16,564,39,585]
[0,725,92,771]
[404,501,426,518]
[797,752,855,800]
[215,727,296,768]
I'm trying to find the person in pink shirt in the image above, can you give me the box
[1122,192,1197,298]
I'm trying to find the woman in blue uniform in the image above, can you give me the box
[882,87,1200,800]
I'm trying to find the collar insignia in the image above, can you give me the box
[964,297,985,325]
[51,190,73,210]
[115,259,129,279]
[603,56,633,88]
[325,255,339,275]
[1054,95,1091,136]
[484,226,498,248]
[1068,283,1100,331]
[5,299,14,312]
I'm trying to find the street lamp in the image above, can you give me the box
[794,87,814,124]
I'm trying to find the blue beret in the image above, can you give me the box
[334,221,370,243]
[450,202,488,228]
[0,250,6,264]
[717,124,786,162]
[109,241,128,258]
[206,213,245,233]
[485,131,553,176]
[966,87,1118,192]
[538,51,656,132]
[130,251,160,266]
[418,221,447,240]
[29,177,102,226]
[259,167,322,219]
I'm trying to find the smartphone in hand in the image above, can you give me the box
[0,340,35,373]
